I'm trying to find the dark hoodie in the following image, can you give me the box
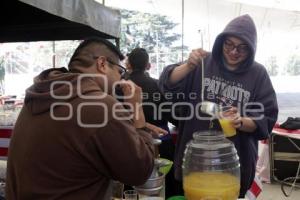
[159,14,278,196]
[6,68,155,200]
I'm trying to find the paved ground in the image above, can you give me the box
[258,182,300,200]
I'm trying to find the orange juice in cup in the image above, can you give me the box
[219,118,236,137]
[218,106,236,137]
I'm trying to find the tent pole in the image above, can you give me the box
[181,0,184,62]
[52,41,56,68]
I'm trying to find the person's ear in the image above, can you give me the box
[96,56,108,74]
[146,63,151,70]
[126,61,132,71]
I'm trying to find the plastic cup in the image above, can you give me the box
[218,106,236,137]
[124,190,138,200]
[219,118,236,137]
[111,181,124,200]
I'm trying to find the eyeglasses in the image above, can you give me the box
[223,39,249,55]
[106,58,127,76]
[94,56,127,76]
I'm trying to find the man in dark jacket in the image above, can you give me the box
[127,48,178,197]
[6,38,155,200]
[159,14,278,197]
[127,48,175,129]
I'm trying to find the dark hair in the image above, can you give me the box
[128,48,149,71]
[68,37,124,69]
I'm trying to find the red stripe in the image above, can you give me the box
[0,147,8,156]
[261,139,268,144]
[250,180,262,197]
[273,127,300,134]
[0,129,13,138]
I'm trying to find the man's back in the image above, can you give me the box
[128,71,169,127]
[7,102,109,199]
[6,68,154,200]
[126,47,178,130]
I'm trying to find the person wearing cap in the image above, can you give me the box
[159,15,278,197]
[6,38,155,200]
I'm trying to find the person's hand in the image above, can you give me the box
[186,48,208,70]
[119,80,146,128]
[145,123,168,138]
[221,107,243,129]
[169,48,208,84]
[119,80,142,106]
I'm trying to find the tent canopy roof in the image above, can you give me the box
[1,0,121,42]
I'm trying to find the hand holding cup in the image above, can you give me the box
[218,106,242,137]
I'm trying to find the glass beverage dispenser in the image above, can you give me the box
[182,131,240,200]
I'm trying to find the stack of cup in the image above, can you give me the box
[111,181,124,200]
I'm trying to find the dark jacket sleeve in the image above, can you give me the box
[246,69,278,140]
[83,98,155,186]
[158,62,201,125]
[89,118,155,186]
[158,63,188,95]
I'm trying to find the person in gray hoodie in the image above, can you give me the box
[159,14,278,197]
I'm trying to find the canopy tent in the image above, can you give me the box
[0,0,121,44]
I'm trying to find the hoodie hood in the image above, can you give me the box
[25,68,102,115]
[212,14,257,74]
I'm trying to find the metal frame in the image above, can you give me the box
[269,132,300,197]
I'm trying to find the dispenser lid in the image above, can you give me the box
[190,131,234,151]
